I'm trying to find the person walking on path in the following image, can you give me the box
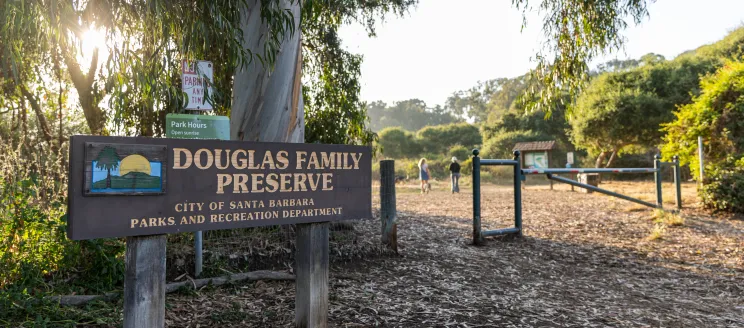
[418,158,430,194]
[449,157,461,193]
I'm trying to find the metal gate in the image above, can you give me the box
[471,149,682,245]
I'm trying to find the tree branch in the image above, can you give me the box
[594,151,607,168]
[605,150,618,168]
[19,85,54,144]
[44,270,295,307]
[61,46,88,94]
[87,48,99,86]
[60,39,105,134]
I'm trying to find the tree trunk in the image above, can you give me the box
[62,47,106,135]
[106,168,111,188]
[231,0,304,143]
[594,151,607,168]
[604,149,618,168]
[19,85,54,144]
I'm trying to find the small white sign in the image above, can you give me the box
[567,152,575,165]
[182,60,214,110]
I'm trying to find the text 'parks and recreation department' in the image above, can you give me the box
[130,198,342,228]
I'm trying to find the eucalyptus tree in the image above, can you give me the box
[512,0,652,112]
[2,0,656,147]
[234,0,415,144]
[446,75,530,123]
[1,0,414,145]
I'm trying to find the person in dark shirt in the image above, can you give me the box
[449,157,461,193]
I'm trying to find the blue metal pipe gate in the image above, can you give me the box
[472,150,682,244]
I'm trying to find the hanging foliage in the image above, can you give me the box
[512,0,651,112]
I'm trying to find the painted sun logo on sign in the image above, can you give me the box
[85,143,167,196]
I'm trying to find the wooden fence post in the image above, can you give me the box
[698,136,705,185]
[295,222,329,328]
[124,235,167,328]
[380,160,397,252]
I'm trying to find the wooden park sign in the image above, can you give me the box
[67,135,372,328]
[68,135,372,240]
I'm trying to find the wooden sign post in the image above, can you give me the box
[124,235,166,328]
[67,136,372,327]
[379,160,397,252]
[295,222,329,327]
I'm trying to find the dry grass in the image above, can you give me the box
[163,181,744,327]
[652,209,686,227]
[647,223,667,241]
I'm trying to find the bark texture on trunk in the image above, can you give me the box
[19,85,54,143]
[595,151,607,168]
[605,149,618,168]
[63,46,106,135]
[231,0,304,143]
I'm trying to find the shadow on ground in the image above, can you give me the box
[165,185,743,327]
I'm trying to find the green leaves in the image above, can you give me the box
[2,0,419,145]
[701,164,744,213]
[513,0,651,112]
[367,99,461,132]
[376,123,481,159]
[301,0,418,146]
[662,60,744,179]
[416,123,482,155]
[2,0,298,136]
[377,127,421,159]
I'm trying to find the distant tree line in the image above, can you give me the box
[432,28,744,171]
[377,123,481,159]
[372,27,744,212]
[366,99,461,132]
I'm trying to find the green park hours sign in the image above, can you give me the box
[166,114,229,140]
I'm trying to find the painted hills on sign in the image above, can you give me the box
[84,143,167,196]
[92,171,161,189]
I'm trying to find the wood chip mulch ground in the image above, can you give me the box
[165,182,743,327]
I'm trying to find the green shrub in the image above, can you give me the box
[0,178,126,291]
[0,144,126,324]
[417,123,481,155]
[701,166,744,213]
[662,60,744,179]
[377,127,422,159]
[403,159,420,178]
[485,166,514,180]
[434,157,456,179]
[461,158,473,175]
[448,145,470,162]
[377,123,481,161]
[479,171,494,182]
[481,129,548,159]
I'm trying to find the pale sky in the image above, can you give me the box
[338,0,744,107]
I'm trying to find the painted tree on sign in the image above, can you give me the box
[95,147,120,188]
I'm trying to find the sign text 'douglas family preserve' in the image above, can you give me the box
[68,136,372,240]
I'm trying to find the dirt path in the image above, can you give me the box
[166,184,744,327]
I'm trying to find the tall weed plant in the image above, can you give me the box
[0,142,125,322]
